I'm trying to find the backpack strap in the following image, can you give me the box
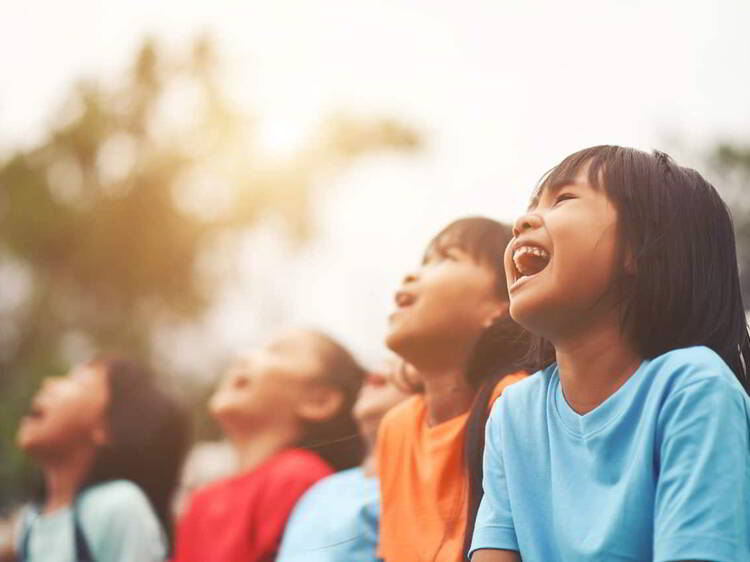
[72,498,96,562]
[17,508,35,562]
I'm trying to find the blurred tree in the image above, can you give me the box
[707,142,750,304]
[0,36,421,506]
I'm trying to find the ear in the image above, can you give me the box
[90,424,111,447]
[295,384,344,423]
[481,299,510,329]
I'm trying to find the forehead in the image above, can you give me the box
[528,163,604,211]
[424,227,490,266]
[70,363,106,384]
[233,331,322,375]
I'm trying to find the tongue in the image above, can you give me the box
[516,253,549,276]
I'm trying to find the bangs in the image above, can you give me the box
[423,217,513,291]
[530,145,621,210]
[527,144,750,391]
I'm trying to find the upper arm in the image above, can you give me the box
[469,401,520,556]
[472,549,522,562]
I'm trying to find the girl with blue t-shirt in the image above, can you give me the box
[470,145,750,562]
[15,356,189,562]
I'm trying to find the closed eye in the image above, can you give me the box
[554,192,576,205]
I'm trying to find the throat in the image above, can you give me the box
[555,331,643,415]
[421,371,475,426]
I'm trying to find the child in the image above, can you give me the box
[173,328,365,562]
[376,217,532,561]
[276,360,420,561]
[15,356,189,562]
[470,146,750,562]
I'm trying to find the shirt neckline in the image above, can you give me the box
[552,359,647,437]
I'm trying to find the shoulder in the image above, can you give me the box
[648,345,732,376]
[486,368,554,432]
[78,480,154,519]
[495,367,553,405]
[644,346,744,397]
[379,394,424,431]
[78,480,165,555]
[489,371,531,405]
[291,468,366,509]
[269,448,333,480]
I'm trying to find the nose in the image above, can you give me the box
[402,271,418,285]
[512,213,542,237]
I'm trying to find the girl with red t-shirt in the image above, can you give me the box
[173,328,365,562]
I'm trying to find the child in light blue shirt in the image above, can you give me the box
[16,357,189,562]
[472,347,749,561]
[471,146,750,562]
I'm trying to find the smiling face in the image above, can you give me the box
[386,241,507,370]
[17,364,111,459]
[505,168,620,342]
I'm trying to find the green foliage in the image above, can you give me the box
[708,142,750,304]
[0,36,421,506]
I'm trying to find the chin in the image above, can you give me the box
[385,325,414,359]
[384,325,403,352]
[508,296,547,335]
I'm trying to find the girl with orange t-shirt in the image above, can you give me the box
[377,217,534,562]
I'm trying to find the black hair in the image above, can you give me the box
[297,330,366,471]
[527,145,750,393]
[426,217,535,557]
[82,357,190,544]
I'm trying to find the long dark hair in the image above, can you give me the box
[426,218,535,556]
[82,357,190,543]
[526,145,750,393]
[297,330,366,471]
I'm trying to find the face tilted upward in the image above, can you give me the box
[504,170,620,342]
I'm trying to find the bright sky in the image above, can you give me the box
[3,0,750,373]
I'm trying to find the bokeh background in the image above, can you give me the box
[2,0,750,510]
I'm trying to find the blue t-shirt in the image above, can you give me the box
[471,346,750,562]
[276,467,380,562]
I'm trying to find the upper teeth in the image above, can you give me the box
[513,245,549,262]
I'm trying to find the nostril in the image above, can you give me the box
[403,273,417,284]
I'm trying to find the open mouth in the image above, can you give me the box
[25,401,46,421]
[512,244,550,281]
[394,290,416,308]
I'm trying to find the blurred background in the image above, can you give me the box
[1,0,750,511]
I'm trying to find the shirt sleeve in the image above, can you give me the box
[654,376,750,562]
[469,398,519,557]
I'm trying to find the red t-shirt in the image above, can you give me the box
[173,448,333,562]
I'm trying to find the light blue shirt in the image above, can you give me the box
[19,480,166,562]
[471,346,750,562]
[277,467,380,562]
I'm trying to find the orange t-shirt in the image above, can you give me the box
[376,372,527,562]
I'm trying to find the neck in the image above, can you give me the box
[359,427,377,476]
[361,451,377,477]
[228,424,300,473]
[40,446,96,514]
[418,366,475,426]
[553,314,642,415]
